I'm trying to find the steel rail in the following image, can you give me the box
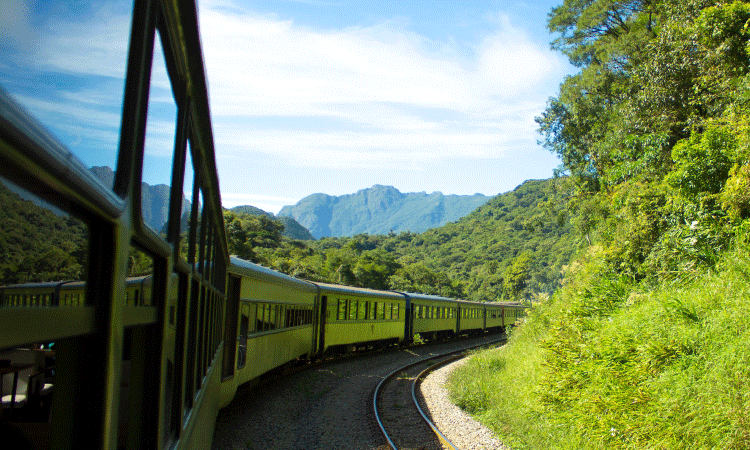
[412,353,466,450]
[373,335,507,450]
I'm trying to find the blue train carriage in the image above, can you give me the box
[219,258,319,407]
[316,283,407,354]
[405,293,460,342]
[457,300,487,335]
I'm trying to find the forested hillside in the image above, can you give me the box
[450,1,750,449]
[237,177,577,301]
[229,205,314,240]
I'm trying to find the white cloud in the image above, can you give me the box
[36,3,132,80]
[221,192,299,213]
[199,0,565,173]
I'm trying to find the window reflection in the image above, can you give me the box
[142,32,178,234]
[0,1,131,184]
[0,176,88,287]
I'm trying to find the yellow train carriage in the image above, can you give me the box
[457,300,486,334]
[219,257,318,407]
[504,303,525,327]
[407,293,459,341]
[484,303,506,331]
[317,283,406,354]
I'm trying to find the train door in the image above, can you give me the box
[222,275,240,380]
[317,295,327,356]
[404,296,412,342]
[237,304,249,369]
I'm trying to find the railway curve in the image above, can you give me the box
[211,334,505,450]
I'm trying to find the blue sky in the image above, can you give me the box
[1,0,572,214]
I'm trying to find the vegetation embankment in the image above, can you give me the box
[448,1,750,448]
[449,233,750,449]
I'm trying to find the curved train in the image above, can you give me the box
[0,0,523,449]
[1,259,524,410]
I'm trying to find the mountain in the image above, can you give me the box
[90,166,190,233]
[230,205,273,218]
[229,205,314,241]
[277,185,491,238]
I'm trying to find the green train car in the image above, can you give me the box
[219,258,318,408]
[317,283,407,354]
[408,293,460,341]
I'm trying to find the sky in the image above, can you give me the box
[0,0,573,214]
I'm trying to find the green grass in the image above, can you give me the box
[448,240,750,449]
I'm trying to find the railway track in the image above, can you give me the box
[212,333,507,450]
[373,336,507,450]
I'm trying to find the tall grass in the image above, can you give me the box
[448,240,750,449]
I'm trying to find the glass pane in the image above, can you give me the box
[0,2,131,187]
[349,300,357,320]
[0,177,88,287]
[179,147,195,241]
[142,32,177,234]
[0,176,91,446]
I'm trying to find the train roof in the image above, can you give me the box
[228,256,318,292]
[399,292,459,303]
[313,282,407,300]
[0,280,81,290]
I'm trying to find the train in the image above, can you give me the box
[0,0,524,449]
[1,258,524,410]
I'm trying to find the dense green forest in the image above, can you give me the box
[448,1,750,449]
[2,177,573,299]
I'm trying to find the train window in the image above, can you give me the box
[394,304,399,320]
[337,299,346,320]
[179,143,195,245]
[377,302,385,320]
[349,300,358,321]
[263,304,270,331]
[237,304,249,369]
[370,302,377,320]
[128,246,154,278]
[0,177,89,288]
[190,187,205,268]
[0,3,130,184]
[142,31,178,235]
[358,301,367,320]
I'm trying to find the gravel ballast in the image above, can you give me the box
[419,357,510,450]
[211,335,509,450]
